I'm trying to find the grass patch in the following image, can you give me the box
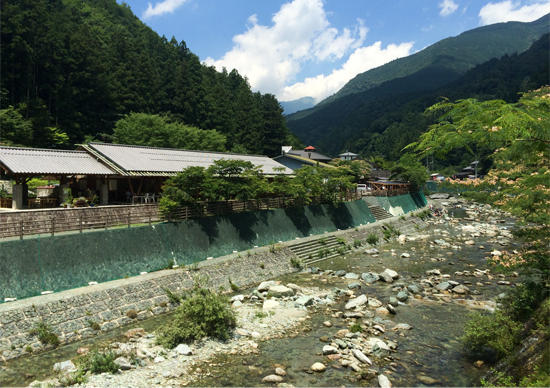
[318,237,328,245]
[353,239,362,248]
[366,233,379,245]
[350,323,363,333]
[290,257,303,269]
[30,321,60,347]
[337,237,346,244]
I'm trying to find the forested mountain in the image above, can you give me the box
[287,14,549,123]
[0,0,298,156]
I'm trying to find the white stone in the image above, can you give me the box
[175,344,193,355]
[268,285,294,297]
[258,281,276,292]
[263,300,280,310]
[379,374,392,388]
[230,295,245,302]
[323,345,338,355]
[352,349,372,365]
[368,299,383,308]
[311,362,326,372]
[345,294,368,310]
[232,300,243,308]
[262,375,283,382]
[154,356,165,363]
[53,360,76,373]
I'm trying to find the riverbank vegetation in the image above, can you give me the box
[410,86,550,385]
[159,159,360,217]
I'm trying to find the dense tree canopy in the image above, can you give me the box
[0,0,296,156]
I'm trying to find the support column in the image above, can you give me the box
[12,184,23,210]
[59,183,70,206]
[100,183,109,206]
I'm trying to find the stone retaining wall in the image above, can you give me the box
[0,214,427,363]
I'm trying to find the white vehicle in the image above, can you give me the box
[355,184,367,192]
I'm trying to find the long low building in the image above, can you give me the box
[0,143,293,209]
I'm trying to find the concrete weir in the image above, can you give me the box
[0,198,427,362]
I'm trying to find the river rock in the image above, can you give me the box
[175,344,193,355]
[311,362,326,372]
[268,285,294,297]
[114,357,132,370]
[232,300,243,308]
[323,321,333,327]
[345,294,368,309]
[323,345,338,355]
[395,323,412,330]
[372,341,391,358]
[154,356,165,363]
[389,297,399,307]
[348,282,361,289]
[426,269,441,276]
[398,235,407,244]
[401,253,410,258]
[124,328,145,338]
[368,298,383,308]
[262,374,283,383]
[275,367,287,376]
[396,291,408,302]
[436,282,452,291]
[386,269,399,279]
[417,375,439,385]
[375,307,390,315]
[465,240,475,245]
[53,360,76,373]
[296,296,314,306]
[491,250,502,257]
[263,300,280,309]
[365,248,379,255]
[77,347,89,355]
[453,285,470,294]
[362,272,380,283]
[386,304,396,314]
[335,270,347,277]
[311,267,319,274]
[230,295,245,302]
[407,285,421,294]
[378,374,392,388]
[258,281,276,292]
[352,349,372,365]
[285,283,302,293]
[474,360,484,368]
[434,239,446,245]
[344,311,364,319]
[345,272,360,279]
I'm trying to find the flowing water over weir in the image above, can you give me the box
[1,214,519,387]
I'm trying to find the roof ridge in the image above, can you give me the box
[0,146,86,154]
[88,142,270,158]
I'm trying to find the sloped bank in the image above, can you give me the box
[1,200,377,302]
[0,214,427,362]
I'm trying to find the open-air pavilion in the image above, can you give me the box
[0,143,294,210]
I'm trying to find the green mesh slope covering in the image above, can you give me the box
[376,192,427,216]
[0,200,376,301]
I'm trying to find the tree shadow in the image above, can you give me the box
[283,206,313,236]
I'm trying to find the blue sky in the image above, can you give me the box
[122,0,550,103]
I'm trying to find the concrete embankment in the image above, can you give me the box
[0,208,427,362]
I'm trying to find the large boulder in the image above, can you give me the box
[268,285,294,298]
[323,345,338,355]
[345,294,368,310]
[53,360,76,373]
[452,285,470,294]
[175,344,193,355]
[295,296,314,306]
[379,269,398,283]
[372,341,391,358]
[114,357,132,370]
[258,281,276,292]
[345,273,360,279]
[379,374,392,388]
[335,270,347,277]
[407,285,421,294]
[436,282,452,291]
[396,291,408,302]
[362,272,380,283]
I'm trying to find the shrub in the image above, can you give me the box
[290,257,303,269]
[90,321,101,331]
[318,237,328,245]
[260,263,265,269]
[163,287,183,304]
[126,310,138,319]
[353,239,362,248]
[337,237,346,244]
[30,321,60,347]
[383,228,392,241]
[366,233,379,245]
[25,345,33,353]
[229,281,239,292]
[87,349,119,374]
[255,311,268,319]
[350,323,363,333]
[156,287,237,348]
[58,369,87,387]
[461,310,522,357]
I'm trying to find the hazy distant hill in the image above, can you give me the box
[287,15,549,124]
[280,97,316,115]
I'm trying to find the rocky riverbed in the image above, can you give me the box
[4,198,522,387]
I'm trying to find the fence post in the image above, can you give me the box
[51,217,55,236]
[19,221,23,240]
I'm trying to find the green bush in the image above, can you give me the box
[350,323,363,333]
[318,237,328,245]
[353,239,362,248]
[337,237,346,244]
[366,233,379,245]
[87,350,119,374]
[383,228,392,241]
[461,310,522,357]
[290,257,303,269]
[30,321,60,347]
[156,287,237,348]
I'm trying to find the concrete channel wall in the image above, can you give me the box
[0,214,427,362]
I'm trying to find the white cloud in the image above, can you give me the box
[143,0,188,19]
[421,25,434,32]
[280,41,414,103]
[478,0,550,25]
[439,0,459,16]
[204,0,372,101]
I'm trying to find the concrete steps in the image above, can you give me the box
[289,235,348,266]
[367,205,393,221]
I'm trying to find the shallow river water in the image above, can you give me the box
[1,216,520,387]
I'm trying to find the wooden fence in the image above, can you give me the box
[0,192,362,239]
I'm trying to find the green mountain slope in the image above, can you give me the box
[291,32,549,163]
[0,0,293,156]
[287,15,549,123]
[280,97,316,115]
